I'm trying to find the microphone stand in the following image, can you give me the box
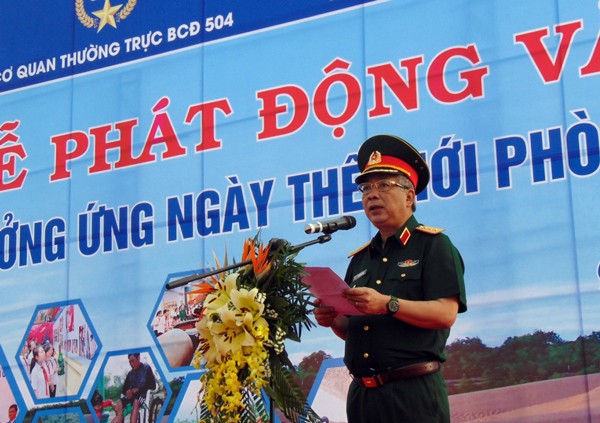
[165,234,332,290]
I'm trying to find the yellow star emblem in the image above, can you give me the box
[92,0,123,32]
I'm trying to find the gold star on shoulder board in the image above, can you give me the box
[93,0,123,32]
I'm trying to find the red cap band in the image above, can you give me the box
[363,154,419,189]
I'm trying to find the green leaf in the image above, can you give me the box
[239,388,270,423]
[265,365,322,423]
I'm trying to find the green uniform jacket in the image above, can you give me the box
[343,215,467,374]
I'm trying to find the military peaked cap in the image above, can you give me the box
[355,134,430,194]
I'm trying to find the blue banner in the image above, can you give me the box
[1,0,600,422]
[0,0,376,94]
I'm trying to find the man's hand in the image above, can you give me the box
[313,299,338,327]
[313,299,349,340]
[342,287,388,315]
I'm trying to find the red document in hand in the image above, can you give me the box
[304,267,363,315]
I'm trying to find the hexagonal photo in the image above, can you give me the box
[306,357,349,423]
[0,345,25,423]
[89,349,171,423]
[150,273,213,371]
[166,372,203,423]
[18,300,101,403]
[32,406,86,422]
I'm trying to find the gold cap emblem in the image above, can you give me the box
[367,151,382,166]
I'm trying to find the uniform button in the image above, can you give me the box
[401,273,406,278]
[376,280,382,285]
[382,257,388,263]
[363,325,369,331]
[363,353,369,358]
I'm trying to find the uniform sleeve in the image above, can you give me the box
[422,233,467,313]
[343,256,357,286]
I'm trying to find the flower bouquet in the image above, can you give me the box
[193,235,323,423]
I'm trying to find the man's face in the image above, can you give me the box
[360,174,414,236]
[8,407,17,420]
[128,355,141,370]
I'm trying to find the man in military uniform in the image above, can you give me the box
[314,134,467,423]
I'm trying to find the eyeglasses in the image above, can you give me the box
[357,180,410,194]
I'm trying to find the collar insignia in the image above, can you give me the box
[399,227,411,246]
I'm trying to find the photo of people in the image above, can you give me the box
[151,280,212,369]
[1,346,23,423]
[91,350,169,423]
[19,301,100,401]
[6,403,18,423]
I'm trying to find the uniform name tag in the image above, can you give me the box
[352,269,367,282]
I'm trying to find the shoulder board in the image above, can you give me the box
[416,225,445,235]
[348,241,370,258]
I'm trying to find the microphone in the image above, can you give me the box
[304,215,356,234]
